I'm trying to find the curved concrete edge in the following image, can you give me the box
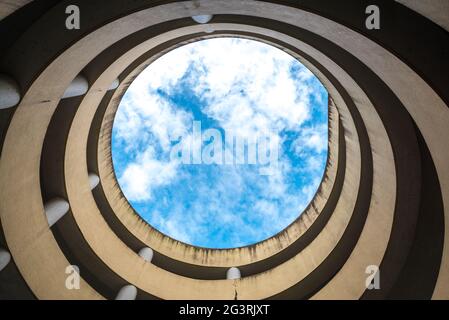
[309,47,396,301]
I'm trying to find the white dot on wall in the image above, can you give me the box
[44,198,70,227]
[192,15,213,24]
[227,267,241,280]
[0,248,11,272]
[62,75,89,99]
[138,247,154,263]
[0,74,21,109]
[115,285,137,300]
[108,79,120,91]
[88,173,100,190]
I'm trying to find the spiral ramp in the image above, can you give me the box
[0,0,448,300]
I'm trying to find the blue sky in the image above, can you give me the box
[111,38,328,249]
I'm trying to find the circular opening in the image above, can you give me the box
[111,37,328,249]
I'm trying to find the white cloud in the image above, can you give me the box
[191,38,313,138]
[118,147,179,201]
[150,209,194,244]
[292,124,328,155]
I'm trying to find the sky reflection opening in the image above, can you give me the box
[112,38,328,249]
